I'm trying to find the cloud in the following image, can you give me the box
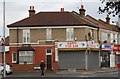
[0,0,118,37]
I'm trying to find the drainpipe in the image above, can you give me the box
[85,50,88,70]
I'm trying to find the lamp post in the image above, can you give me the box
[3,0,6,77]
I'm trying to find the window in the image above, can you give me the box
[23,29,30,43]
[119,35,120,44]
[107,34,110,43]
[88,29,94,40]
[19,51,33,64]
[12,53,17,63]
[101,32,108,42]
[46,28,52,40]
[66,28,74,41]
[46,48,52,55]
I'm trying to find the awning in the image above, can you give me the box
[18,46,35,51]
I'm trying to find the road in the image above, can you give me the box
[0,75,2,79]
[0,71,120,79]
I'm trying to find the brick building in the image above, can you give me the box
[6,5,101,71]
[86,14,120,68]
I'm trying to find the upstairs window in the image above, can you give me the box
[88,29,94,40]
[46,28,52,40]
[66,28,74,41]
[101,32,108,42]
[23,29,30,43]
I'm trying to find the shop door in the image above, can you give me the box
[101,51,110,67]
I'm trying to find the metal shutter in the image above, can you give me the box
[58,50,85,69]
[88,51,99,70]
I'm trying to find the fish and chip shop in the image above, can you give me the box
[55,41,100,70]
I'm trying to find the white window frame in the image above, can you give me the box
[12,52,17,63]
[23,29,30,44]
[46,48,52,55]
[66,28,74,41]
[89,29,94,40]
[101,32,109,42]
[19,51,33,64]
[119,34,120,44]
[46,28,52,40]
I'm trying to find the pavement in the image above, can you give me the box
[1,67,119,79]
[56,67,118,75]
[4,67,118,77]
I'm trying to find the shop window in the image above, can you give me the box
[23,29,30,44]
[19,51,33,64]
[66,28,74,41]
[12,52,17,63]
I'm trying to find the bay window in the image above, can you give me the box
[19,51,33,64]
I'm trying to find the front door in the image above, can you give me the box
[47,55,52,70]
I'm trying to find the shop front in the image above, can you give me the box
[87,41,100,70]
[101,44,112,67]
[55,41,100,70]
[56,42,87,70]
[113,44,120,66]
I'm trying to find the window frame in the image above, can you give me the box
[46,28,52,40]
[12,52,17,63]
[19,51,33,64]
[23,29,30,44]
[66,28,74,41]
[46,48,52,55]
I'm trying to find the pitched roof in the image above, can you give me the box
[98,19,118,32]
[7,11,97,28]
[86,15,110,30]
[71,11,98,28]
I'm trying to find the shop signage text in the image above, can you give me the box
[102,44,112,50]
[114,44,120,51]
[87,41,99,48]
[57,42,87,48]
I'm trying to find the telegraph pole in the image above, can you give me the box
[3,0,6,77]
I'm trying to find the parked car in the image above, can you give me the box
[0,63,12,75]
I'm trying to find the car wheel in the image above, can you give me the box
[1,70,3,75]
[1,70,7,75]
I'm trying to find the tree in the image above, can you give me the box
[98,0,120,17]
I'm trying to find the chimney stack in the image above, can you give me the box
[79,5,86,17]
[106,15,110,24]
[29,6,35,17]
[61,8,64,12]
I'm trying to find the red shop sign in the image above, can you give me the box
[113,44,120,51]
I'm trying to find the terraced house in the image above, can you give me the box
[6,5,103,72]
[86,14,120,68]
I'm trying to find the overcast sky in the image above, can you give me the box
[0,0,118,37]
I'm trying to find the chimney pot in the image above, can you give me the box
[61,8,64,12]
[29,6,35,17]
[79,5,86,17]
[30,6,34,10]
[81,5,84,9]
[106,14,110,24]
